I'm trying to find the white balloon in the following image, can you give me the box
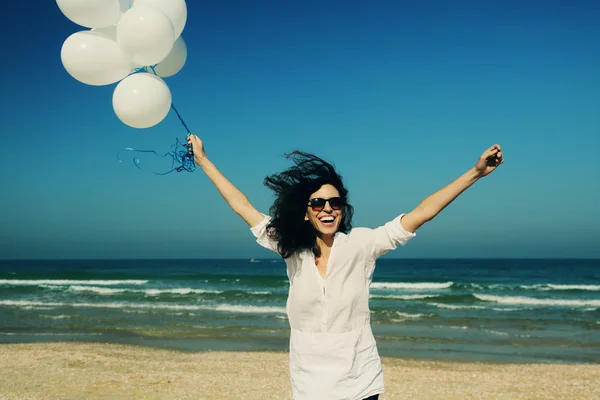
[92,24,118,40]
[112,73,172,128]
[154,36,187,77]
[61,30,133,86]
[134,0,187,39]
[56,0,121,28]
[117,5,174,66]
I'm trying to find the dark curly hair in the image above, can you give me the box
[263,151,354,258]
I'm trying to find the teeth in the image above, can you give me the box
[321,217,334,223]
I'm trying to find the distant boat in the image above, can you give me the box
[250,258,260,263]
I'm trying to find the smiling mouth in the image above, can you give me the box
[319,216,336,225]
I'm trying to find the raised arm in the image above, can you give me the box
[400,144,504,233]
[188,134,265,227]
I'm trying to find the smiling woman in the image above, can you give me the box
[186,134,504,400]
[262,151,354,259]
[306,190,343,233]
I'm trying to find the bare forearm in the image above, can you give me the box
[197,156,263,226]
[401,168,481,232]
[399,144,503,233]
[419,168,480,219]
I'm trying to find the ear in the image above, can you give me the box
[304,213,309,221]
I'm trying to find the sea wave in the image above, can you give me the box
[39,314,71,320]
[485,329,509,336]
[520,284,600,291]
[0,300,286,314]
[474,294,600,307]
[432,303,489,310]
[370,294,440,300]
[0,332,103,336]
[395,312,427,319]
[385,311,430,323]
[393,282,600,292]
[371,282,453,290]
[0,279,148,286]
[214,304,285,314]
[434,325,469,330]
[65,286,223,296]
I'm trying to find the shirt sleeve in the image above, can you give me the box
[365,214,416,260]
[250,214,280,253]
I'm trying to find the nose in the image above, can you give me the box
[322,200,333,212]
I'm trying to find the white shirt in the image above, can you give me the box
[250,214,416,400]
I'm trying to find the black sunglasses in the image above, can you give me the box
[307,197,344,212]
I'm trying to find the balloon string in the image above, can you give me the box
[118,137,195,175]
[119,65,195,175]
[170,103,192,135]
[132,65,193,136]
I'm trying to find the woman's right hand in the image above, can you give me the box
[187,134,206,164]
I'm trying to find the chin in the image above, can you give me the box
[318,225,340,236]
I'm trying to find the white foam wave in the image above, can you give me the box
[547,284,600,291]
[520,284,600,291]
[485,329,509,336]
[67,286,223,296]
[469,284,486,290]
[0,332,103,336]
[395,312,426,319]
[68,286,126,295]
[431,303,518,311]
[488,284,511,290]
[520,284,547,290]
[0,279,148,286]
[146,288,223,296]
[371,282,453,290]
[432,303,488,310]
[370,294,440,300]
[0,300,286,314]
[434,325,469,330]
[388,312,428,323]
[214,304,286,314]
[474,294,600,307]
[40,315,71,320]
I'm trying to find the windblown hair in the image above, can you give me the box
[263,151,354,259]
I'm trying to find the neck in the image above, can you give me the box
[314,234,334,257]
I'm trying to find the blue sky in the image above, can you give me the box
[1,0,599,259]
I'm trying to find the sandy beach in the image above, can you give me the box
[0,343,598,400]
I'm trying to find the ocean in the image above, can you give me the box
[1,259,599,363]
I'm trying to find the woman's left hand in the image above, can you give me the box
[475,144,504,177]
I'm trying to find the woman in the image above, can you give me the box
[187,135,503,400]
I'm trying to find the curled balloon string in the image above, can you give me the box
[119,65,196,175]
[117,137,195,175]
